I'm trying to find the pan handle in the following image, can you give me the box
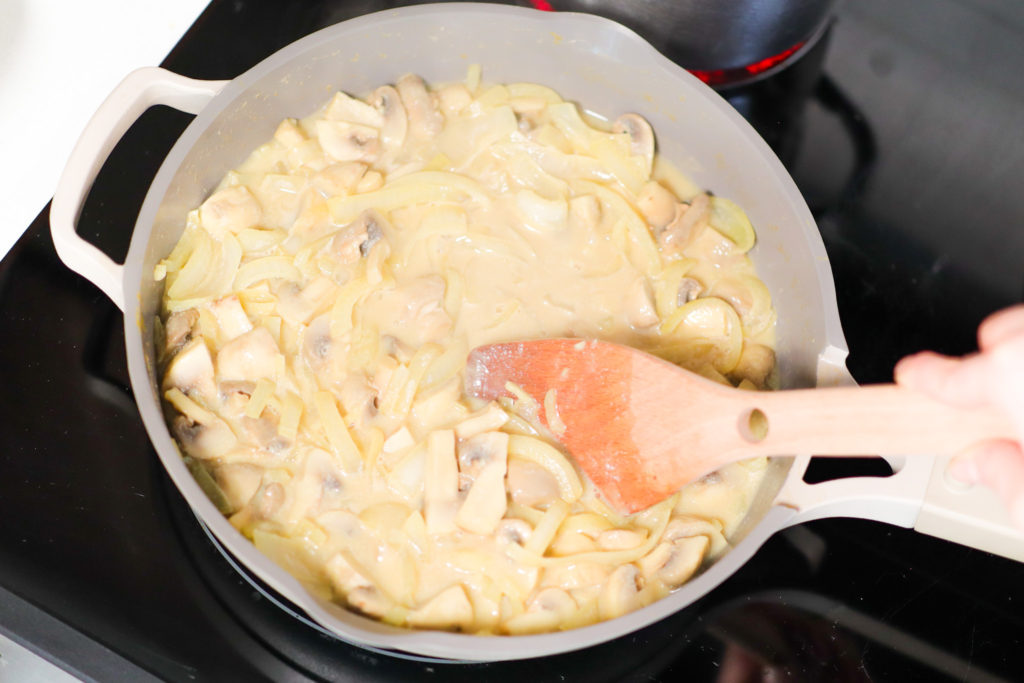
[50,67,227,311]
[913,456,1024,562]
[777,454,1024,562]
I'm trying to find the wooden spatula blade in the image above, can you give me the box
[466,338,719,513]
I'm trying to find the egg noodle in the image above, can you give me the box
[155,68,777,634]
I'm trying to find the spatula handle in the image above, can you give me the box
[744,383,1018,457]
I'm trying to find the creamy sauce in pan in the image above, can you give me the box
[155,69,776,634]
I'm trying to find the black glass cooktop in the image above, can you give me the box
[1,1,1022,681]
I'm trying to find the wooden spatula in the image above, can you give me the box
[465,338,1017,514]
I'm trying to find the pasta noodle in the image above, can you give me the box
[156,68,777,634]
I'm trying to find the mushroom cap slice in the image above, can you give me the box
[163,337,218,403]
[396,73,444,140]
[370,85,408,152]
[215,326,282,384]
[407,584,474,631]
[637,535,709,588]
[612,113,654,176]
[598,564,643,620]
[636,180,678,230]
[455,457,508,536]
[503,588,578,634]
[316,120,381,163]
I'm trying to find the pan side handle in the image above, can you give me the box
[50,67,227,311]
[778,346,1024,563]
[913,457,1024,562]
[776,454,929,528]
[771,345,931,527]
[777,454,1024,562]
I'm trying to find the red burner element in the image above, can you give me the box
[529,0,555,10]
[689,41,806,86]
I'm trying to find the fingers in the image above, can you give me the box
[978,304,1024,351]
[898,305,1024,531]
[949,440,1024,530]
[893,350,991,409]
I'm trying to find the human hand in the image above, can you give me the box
[894,305,1024,528]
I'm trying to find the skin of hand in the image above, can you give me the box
[894,305,1024,528]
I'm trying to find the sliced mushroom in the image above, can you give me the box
[325,552,373,592]
[361,275,452,349]
[312,162,367,198]
[662,516,729,556]
[219,379,255,417]
[199,185,263,235]
[530,587,577,618]
[503,587,578,635]
[275,276,337,325]
[255,174,309,231]
[215,327,281,383]
[506,458,561,508]
[598,564,644,620]
[325,551,393,618]
[324,91,386,128]
[319,471,345,512]
[273,118,306,147]
[163,308,199,356]
[316,119,381,163]
[730,342,775,388]
[659,193,710,252]
[347,586,393,619]
[635,181,678,230]
[677,277,703,305]
[212,463,264,513]
[626,277,659,329]
[455,456,508,535]
[511,98,548,133]
[163,338,218,403]
[436,83,473,116]
[355,169,384,193]
[369,85,408,152]
[496,518,533,546]
[254,481,287,520]
[301,313,333,372]
[396,74,443,140]
[637,535,709,588]
[172,411,237,460]
[612,113,654,175]
[328,209,387,265]
[240,411,289,453]
[208,294,252,341]
[335,373,378,427]
[457,431,509,478]
[710,275,776,336]
[407,584,474,631]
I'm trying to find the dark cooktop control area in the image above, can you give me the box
[1,1,1022,681]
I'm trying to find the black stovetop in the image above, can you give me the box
[2,1,1022,681]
